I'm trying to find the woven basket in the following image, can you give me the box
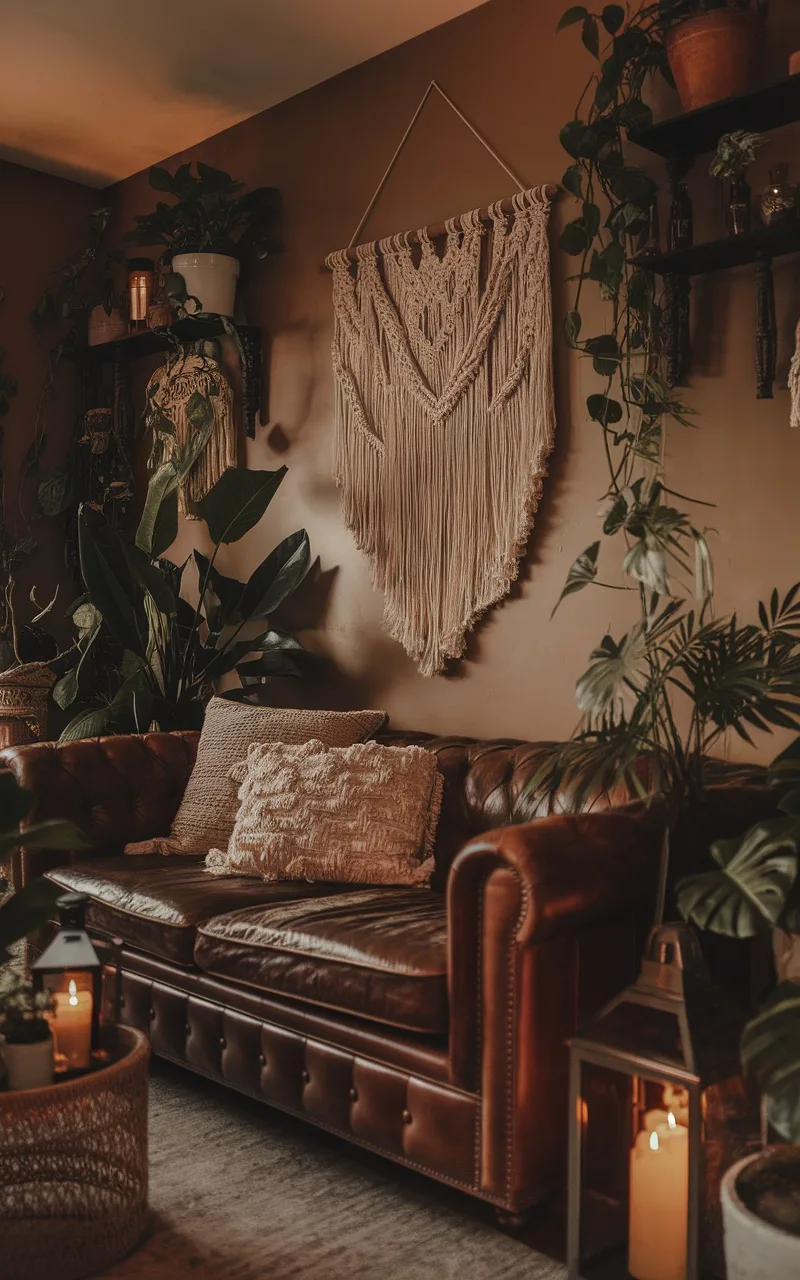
[0,1025,149,1280]
[0,662,54,746]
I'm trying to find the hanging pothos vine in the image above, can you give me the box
[541,2,800,819]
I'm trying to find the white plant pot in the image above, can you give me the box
[171,252,239,317]
[2,1032,54,1090]
[722,1151,800,1280]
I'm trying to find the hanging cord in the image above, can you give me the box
[347,80,528,250]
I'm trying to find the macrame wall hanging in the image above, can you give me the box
[327,82,557,677]
[790,321,800,429]
[144,341,235,516]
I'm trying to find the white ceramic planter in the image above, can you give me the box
[722,1151,800,1280]
[171,252,239,317]
[2,1033,54,1090]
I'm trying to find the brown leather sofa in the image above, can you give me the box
[3,728,740,1220]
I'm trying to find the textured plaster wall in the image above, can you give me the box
[105,0,800,758]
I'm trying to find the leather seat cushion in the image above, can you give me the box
[194,888,448,1034]
[46,858,349,966]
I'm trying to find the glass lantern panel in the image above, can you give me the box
[585,999,686,1070]
[575,1060,692,1280]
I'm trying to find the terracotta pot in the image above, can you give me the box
[667,11,764,112]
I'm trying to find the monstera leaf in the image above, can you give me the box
[741,982,800,1143]
[677,816,800,938]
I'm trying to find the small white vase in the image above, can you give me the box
[2,1032,54,1090]
[171,252,239,317]
[722,1150,800,1280]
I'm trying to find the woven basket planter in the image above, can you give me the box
[0,1025,149,1280]
[0,662,54,748]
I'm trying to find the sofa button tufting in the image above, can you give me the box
[219,1037,226,1049]
[402,1109,412,1125]
[301,1069,310,1084]
[349,1087,358,1102]
[185,1023,191,1035]
[149,1008,155,1020]
[258,1054,266,1067]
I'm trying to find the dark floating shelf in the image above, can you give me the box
[629,220,800,277]
[87,315,239,360]
[629,74,800,161]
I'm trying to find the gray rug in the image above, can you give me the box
[97,1060,566,1280]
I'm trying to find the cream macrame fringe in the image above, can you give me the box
[327,187,555,676]
[790,321,800,429]
[145,350,236,516]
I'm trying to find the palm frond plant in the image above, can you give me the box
[54,405,311,740]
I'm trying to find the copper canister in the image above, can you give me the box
[127,259,154,331]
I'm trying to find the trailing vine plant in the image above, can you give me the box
[541,3,800,818]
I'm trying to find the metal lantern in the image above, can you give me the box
[567,923,760,1280]
[32,893,102,1072]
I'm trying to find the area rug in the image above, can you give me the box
[97,1060,566,1280]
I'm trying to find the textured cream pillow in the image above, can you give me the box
[125,699,387,856]
[205,739,443,886]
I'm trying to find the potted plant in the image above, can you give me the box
[53,416,311,738]
[677,731,800,1275]
[709,129,768,235]
[662,0,769,112]
[0,972,54,1089]
[124,163,280,318]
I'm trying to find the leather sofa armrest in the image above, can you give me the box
[446,804,665,1088]
[0,731,199,887]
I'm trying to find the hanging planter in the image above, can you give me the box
[666,5,766,112]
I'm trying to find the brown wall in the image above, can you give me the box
[0,160,96,632]
[106,0,800,760]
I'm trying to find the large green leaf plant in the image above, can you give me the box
[678,735,800,1142]
[54,396,310,739]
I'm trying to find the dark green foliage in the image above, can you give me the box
[57,425,311,738]
[124,163,281,260]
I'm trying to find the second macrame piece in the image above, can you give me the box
[328,187,555,677]
[144,342,235,516]
[790,321,800,429]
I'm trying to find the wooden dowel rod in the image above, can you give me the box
[327,186,560,267]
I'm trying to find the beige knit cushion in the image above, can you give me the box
[125,698,386,856]
[205,739,443,886]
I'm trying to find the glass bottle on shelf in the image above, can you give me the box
[727,178,751,237]
[758,165,798,227]
[668,183,693,252]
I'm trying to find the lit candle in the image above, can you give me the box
[629,1111,689,1280]
[53,979,93,1070]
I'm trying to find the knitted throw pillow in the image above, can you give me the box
[125,699,387,856]
[205,739,443,887]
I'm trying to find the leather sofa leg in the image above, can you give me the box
[494,1207,534,1233]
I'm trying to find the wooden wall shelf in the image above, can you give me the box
[85,317,262,437]
[630,221,800,277]
[630,74,800,161]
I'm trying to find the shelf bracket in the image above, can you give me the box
[755,255,777,400]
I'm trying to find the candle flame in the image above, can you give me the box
[667,1112,676,1130]
[649,1131,659,1152]
[68,979,78,1007]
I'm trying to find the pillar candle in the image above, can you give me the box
[629,1112,689,1280]
[53,979,92,1070]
